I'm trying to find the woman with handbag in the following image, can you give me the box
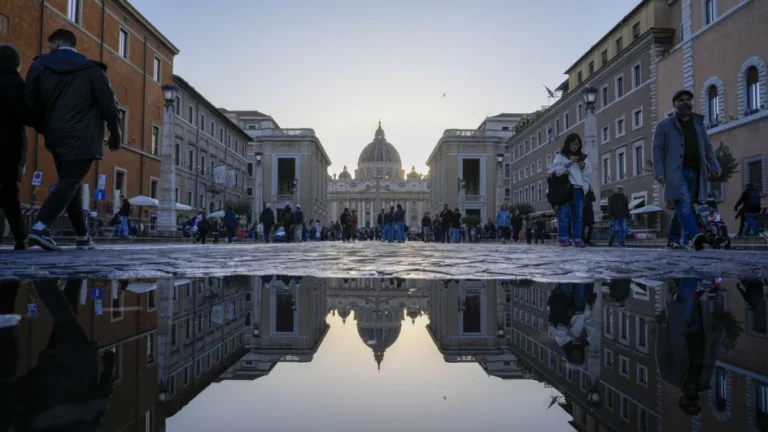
[548,133,592,248]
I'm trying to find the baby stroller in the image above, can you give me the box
[694,204,731,249]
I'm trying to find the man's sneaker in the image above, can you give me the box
[559,240,570,247]
[693,234,707,251]
[666,241,688,250]
[76,236,96,250]
[28,228,60,251]
[574,241,586,248]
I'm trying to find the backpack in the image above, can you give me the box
[747,188,761,209]
[546,173,573,206]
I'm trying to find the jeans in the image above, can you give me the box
[226,228,236,243]
[422,227,431,242]
[673,278,702,333]
[450,227,460,243]
[609,218,628,246]
[379,224,385,241]
[668,169,700,243]
[535,229,544,244]
[745,213,759,236]
[396,221,405,242]
[0,179,23,243]
[37,157,93,236]
[120,216,129,237]
[558,187,584,242]
[387,223,395,242]
[443,227,450,243]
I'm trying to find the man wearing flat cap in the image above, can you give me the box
[652,89,721,251]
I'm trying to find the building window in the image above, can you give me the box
[67,0,81,24]
[537,159,542,173]
[200,156,206,175]
[555,118,560,135]
[715,367,728,411]
[538,181,543,202]
[227,133,232,148]
[151,125,159,156]
[566,365,573,382]
[633,142,644,176]
[147,333,155,365]
[524,167,528,179]
[188,150,194,171]
[219,128,224,143]
[187,105,194,124]
[513,172,517,183]
[537,132,541,147]
[601,49,608,65]
[636,316,648,352]
[705,0,716,25]
[174,188,179,203]
[577,104,583,122]
[602,86,609,107]
[117,108,127,143]
[604,349,614,368]
[601,126,610,144]
[746,66,761,114]
[564,112,570,129]
[247,187,253,197]
[150,180,158,199]
[118,28,129,59]
[619,310,630,342]
[619,355,630,378]
[616,36,624,53]
[638,407,648,432]
[744,155,766,194]
[602,154,611,185]
[512,147,517,161]
[546,154,552,168]
[187,191,192,206]
[632,63,642,89]
[577,71,583,84]
[632,22,640,40]
[632,108,643,130]
[174,97,180,116]
[616,117,626,137]
[580,370,588,391]
[606,387,615,410]
[153,56,161,82]
[616,75,625,98]
[174,143,181,167]
[637,363,648,387]
[588,61,594,75]
[620,395,630,421]
[706,85,721,127]
[604,307,614,337]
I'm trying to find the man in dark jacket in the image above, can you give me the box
[117,195,130,238]
[0,44,27,250]
[421,213,432,243]
[451,208,462,243]
[534,217,546,244]
[582,187,596,246]
[377,209,386,241]
[223,206,237,243]
[260,204,275,243]
[734,183,761,236]
[25,29,122,251]
[394,204,406,243]
[439,204,452,243]
[293,204,305,242]
[607,185,630,247]
[511,213,523,243]
[339,208,350,242]
[281,203,294,243]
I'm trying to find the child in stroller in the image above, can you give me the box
[694,203,731,249]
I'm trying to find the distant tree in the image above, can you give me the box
[714,142,738,182]
[226,199,253,224]
[461,215,481,227]
[511,203,535,216]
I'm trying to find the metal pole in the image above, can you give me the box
[584,102,601,222]
[157,101,177,236]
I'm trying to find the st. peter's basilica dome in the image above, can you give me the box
[354,122,404,180]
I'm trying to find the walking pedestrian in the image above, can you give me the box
[281,203,294,243]
[607,185,629,247]
[117,195,130,238]
[224,206,237,243]
[548,133,591,248]
[349,209,358,242]
[734,183,761,236]
[340,208,350,242]
[534,217,546,244]
[511,212,523,243]
[25,29,122,251]
[653,89,721,250]
[260,204,274,243]
[386,206,395,243]
[496,204,511,244]
[212,218,221,244]
[293,204,305,243]
[440,204,452,243]
[395,204,406,243]
[0,43,28,250]
[582,186,596,246]
[524,216,533,245]
[451,208,461,243]
[421,212,432,242]
[378,209,386,241]
[547,283,598,367]
[195,212,211,244]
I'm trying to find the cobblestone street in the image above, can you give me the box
[0,242,765,280]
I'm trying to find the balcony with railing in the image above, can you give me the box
[464,195,484,203]
[443,129,514,138]
[246,128,316,138]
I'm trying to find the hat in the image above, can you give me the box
[616,185,624,190]
[267,204,271,208]
[285,202,291,206]
[296,204,301,209]
[672,89,694,102]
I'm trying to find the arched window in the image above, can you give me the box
[715,367,728,411]
[708,85,720,126]
[747,66,761,113]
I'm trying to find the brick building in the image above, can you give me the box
[0,0,178,219]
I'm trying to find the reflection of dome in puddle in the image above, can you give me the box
[355,309,402,370]
[337,308,351,324]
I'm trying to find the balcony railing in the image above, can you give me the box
[246,128,316,138]
[464,195,484,202]
[443,129,514,138]
[275,194,295,204]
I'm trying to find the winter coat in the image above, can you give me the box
[607,192,629,220]
[547,287,598,349]
[293,208,304,226]
[0,66,28,182]
[735,187,761,213]
[394,208,405,222]
[548,152,592,190]
[451,212,461,228]
[377,212,384,225]
[652,113,720,203]
[282,207,294,227]
[25,48,121,160]
[535,219,546,232]
[223,209,237,229]
[583,188,596,225]
[495,210,511,228]
[118,200,130,217]
[260,208,275,225]
[349,214,358,233]
[340,211,349,226]
[385,211,394,224]
[422,216,432,227]
[511,215,523,231]
[440,209,452,224]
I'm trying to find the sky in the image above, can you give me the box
[132,0,641,177]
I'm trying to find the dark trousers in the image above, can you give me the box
[197,230,208,244]
[512,227,521,242]
[285,225,293,243]
[263,223,272,242]
[443,227,450,243]
[583,223,594,244]
[0,179,23,243]
[526,228,532,244]
[535,229,545,244]
[37,157,93,235]
[500,226,510,240]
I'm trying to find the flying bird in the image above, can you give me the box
[443,396,447,401]
[441,93,446,98]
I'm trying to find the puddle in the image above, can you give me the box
[1,277,766,431]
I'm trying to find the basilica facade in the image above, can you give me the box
[328,123,430,228]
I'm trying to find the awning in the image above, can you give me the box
[175,203,194,211]
[127,282,157,294]
[628,198,645,210]
[530,210,555,217]
[630,204,663,214]
[209,210,225,218]
[173,279,192,287]
[600,199,608,206]
[128,195,158,207]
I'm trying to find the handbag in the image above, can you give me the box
[546,173,573,206]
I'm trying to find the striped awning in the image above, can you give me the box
[628,198,645,209]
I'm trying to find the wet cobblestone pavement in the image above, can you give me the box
[0,242,765,280]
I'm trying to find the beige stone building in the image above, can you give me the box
[223,110,332,225]
[656,0,768,230]
[328,123,430,228]
[426,114,523,222]
[507,0,677,232]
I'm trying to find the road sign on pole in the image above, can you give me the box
[31,171,43,186]
[94,190,106,201]
[97,174,106,191]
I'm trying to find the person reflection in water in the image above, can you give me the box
[547,283,598,366]
[0,279,116,431]
[657,278,726,416]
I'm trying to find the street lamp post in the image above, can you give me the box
[459,178,466,216]
[496,153,505,210]
[253,151,263,229]
[157,84,178,237]
[582,85,601,222]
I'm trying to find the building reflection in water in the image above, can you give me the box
[1,276,766,431]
